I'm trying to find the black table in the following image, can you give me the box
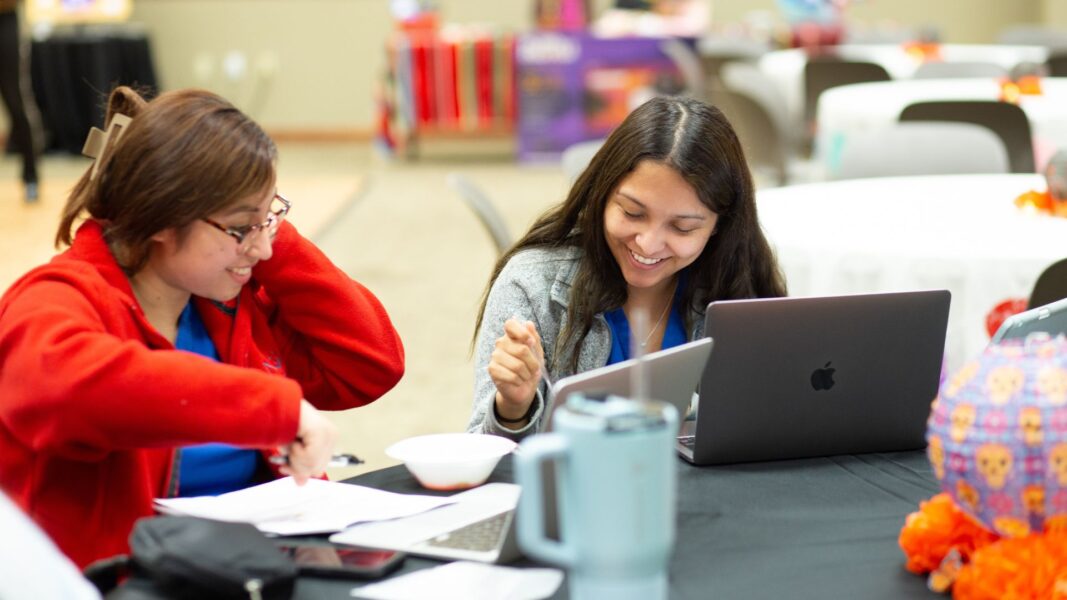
[293,452,942,600]
[29,26,158,154]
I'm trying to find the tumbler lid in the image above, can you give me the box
[561,393,673,433]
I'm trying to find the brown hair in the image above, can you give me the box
[473,96,787,371]
[57,86,277,273]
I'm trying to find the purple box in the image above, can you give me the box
[515,32,690,163]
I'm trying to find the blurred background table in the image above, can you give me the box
[30,26,158,154]
[814,77,1067,176]
[758,44,1049,130]
[757,174,1064,370]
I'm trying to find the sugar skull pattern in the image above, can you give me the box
[927,336,1067,537]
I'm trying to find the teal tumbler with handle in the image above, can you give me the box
[514,394,678,600]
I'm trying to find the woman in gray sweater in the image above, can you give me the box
[468,96,786,440]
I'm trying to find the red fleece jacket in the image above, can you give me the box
[0,220,404,568]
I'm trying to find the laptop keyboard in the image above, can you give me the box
[678,435,696,449]
[424,511,509,553]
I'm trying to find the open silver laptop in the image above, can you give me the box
[991,297,1067,344]
[329,483,520,564]
[679,290,950,465]
[545,337,713,431]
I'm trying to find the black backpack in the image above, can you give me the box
[85,516,298,600]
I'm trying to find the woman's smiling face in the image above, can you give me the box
[603,160,718,295]
[143,185,278,303]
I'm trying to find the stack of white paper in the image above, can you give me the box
[154,477,455,536]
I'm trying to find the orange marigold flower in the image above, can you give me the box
[1014,189,1054,213]
[899,494,1000,575]
[953,533,1067,600]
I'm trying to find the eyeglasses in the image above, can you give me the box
[202,193,291,253]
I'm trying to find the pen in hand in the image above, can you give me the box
[269,453,364,468]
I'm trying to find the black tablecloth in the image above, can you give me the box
[30,28,157,154]
[292,451,942,600]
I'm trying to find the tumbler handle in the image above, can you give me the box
[514,433,577,567]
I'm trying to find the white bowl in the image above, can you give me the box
[386,433,517,491]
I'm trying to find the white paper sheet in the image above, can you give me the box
[350,562,564,600]
[329,482,520,550]
[154,477,454,536]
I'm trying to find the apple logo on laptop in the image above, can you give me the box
[810,362,836,391]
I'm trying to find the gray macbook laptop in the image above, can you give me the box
[679,290,950,465]
[991,297,1067,344]
[545,337,713,431]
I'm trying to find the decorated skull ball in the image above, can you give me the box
[927,335,1067,537]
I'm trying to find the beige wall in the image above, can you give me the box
[712,0,1041,42]
[1045,0,1067,24]
[128,0,1047,132]
[846,0,1039,43]
[131,1,390,133]
[0,0,1059,135]
[129,0,539,135]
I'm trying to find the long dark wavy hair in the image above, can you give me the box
[474,96,786,372]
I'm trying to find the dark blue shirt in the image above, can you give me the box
[604,302,687,364]
[174,302,259,497]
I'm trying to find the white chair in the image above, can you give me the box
[445,173,512,256]
[842,24,924,44]
[913,61,1007,79]
[830,122,1010,180]
[712,85,790,186]
[561,139,605,183]
[659,38,705,98]
[696,41,765,84]
[718,62,815,185]
[720,62,794,150]
[997,24,1067,48]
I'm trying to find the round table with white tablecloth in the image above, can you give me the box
[814,77,1067,176]
[756,174,1066,371]
[758,44,1049,131]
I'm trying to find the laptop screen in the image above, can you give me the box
[546,337,713,431]
[682,290,950,465]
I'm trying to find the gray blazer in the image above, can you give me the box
[466,245,706,440]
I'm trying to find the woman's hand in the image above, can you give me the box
[279,399,338,485]
[487,318,545,428]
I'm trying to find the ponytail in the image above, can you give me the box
[55,86,149,248]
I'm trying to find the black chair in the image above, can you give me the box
[899,100,1035,173]
[1029,257,1067,310]
[1047,50,1067,77]
[802,57,891,139]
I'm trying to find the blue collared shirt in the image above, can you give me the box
[174,302,259,497]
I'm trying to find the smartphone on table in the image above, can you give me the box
[276,542,406,580]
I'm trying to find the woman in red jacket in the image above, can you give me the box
[0,86,405,568]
